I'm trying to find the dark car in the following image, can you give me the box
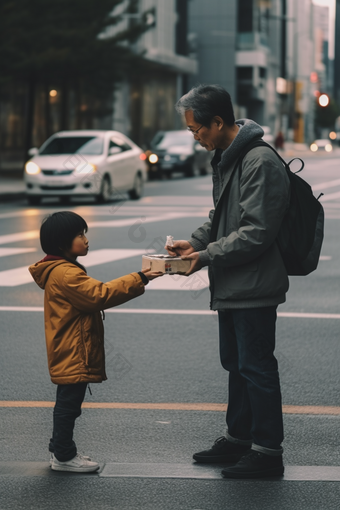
[146,130,212,179]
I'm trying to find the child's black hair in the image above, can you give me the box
[40,211,88,271]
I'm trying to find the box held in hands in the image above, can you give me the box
[142,254,191,274]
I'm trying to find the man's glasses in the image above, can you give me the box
[187,124,204,135]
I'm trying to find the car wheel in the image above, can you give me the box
[27,196,41,205]
[186,161,200,178]
[97,175,112,203]
[129,173,144,200]
[200,165,208,176]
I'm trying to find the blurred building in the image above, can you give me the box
[334,0,340,103]
[187,0,317,144]
[112,0,198,147]
[313,4,330,94]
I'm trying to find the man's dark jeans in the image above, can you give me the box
[218,307,284,450]
[49,383,87,462]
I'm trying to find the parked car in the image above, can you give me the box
[310,139,333,153]
[24,130,147,205]
[145,130,212,179]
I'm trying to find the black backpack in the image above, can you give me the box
[211,139,324,276]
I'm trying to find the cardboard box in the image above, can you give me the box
[142,254,191,274]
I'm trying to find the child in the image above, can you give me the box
[29,211,162,473]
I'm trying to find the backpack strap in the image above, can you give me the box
[210,139,275,241]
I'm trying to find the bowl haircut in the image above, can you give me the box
[40,211,88,256]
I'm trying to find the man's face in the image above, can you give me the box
[184,110,223,151]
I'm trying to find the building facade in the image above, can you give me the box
[112,0,198,147]
[187,0,317,143]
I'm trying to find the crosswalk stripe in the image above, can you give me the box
[0,248,37,257]
[0,249,152,287]
[0,230,39,245]
[321,191,340,202]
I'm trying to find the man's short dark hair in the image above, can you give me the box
[40,211,88,256]
[175,84,235,127]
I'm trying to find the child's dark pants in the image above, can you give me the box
[49,383,88,462]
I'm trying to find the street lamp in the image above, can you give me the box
[318,93,330,107]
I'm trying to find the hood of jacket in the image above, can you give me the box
[219,118,264,168]
[211,119,264,203]
[29,256,70,289]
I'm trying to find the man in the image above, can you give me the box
[166,85,290,479]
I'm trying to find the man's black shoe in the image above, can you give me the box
[193,436,251,464]
[221,449,284,479]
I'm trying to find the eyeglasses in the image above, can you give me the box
[187,124,204,135]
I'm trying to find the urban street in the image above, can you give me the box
[1,152,340,510]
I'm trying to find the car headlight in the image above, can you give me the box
[179,154,189,161]
[25,161,41,175]
[74,162,97,175]
[310,143,318,152]
[148,154,158,164]
[325,144,333,152]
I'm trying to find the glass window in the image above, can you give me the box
[108,137,132,154]
[238,0,253,32]
[40,137,104,155]
[237,67,253,81]
[151,131,192,149]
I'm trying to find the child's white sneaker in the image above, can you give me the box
[49,452,92,467]
[51,452,99,472]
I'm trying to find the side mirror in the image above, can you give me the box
[28,147,39,156]
[109,146,122,156]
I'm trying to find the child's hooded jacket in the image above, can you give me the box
[29,258,145,384]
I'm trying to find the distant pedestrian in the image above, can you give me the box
[275,131,285,151]
[166,85,290,479]
[29,211,162,472]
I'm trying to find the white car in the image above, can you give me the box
[24,130,147,205]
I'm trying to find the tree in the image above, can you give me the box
[0,0,150,157]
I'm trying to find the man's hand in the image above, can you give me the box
[181,252,203,276]
[142,268,163,281]
[164,240,195,257]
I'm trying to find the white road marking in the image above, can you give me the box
[99,463,340,481]
[0,249,152,287]
[0,230,39,245]
[139,196,214,206]
[84,249,150,267]
[313,178,340,191]
[321,191,340,202]
[87,212,206,228]
[0,248,37,257]
[0,205,211,220]
[1,306,340,320]
[0,211,207,246]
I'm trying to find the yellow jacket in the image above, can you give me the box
[29,258,145,384]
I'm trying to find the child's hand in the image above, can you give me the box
[142,268,164,281]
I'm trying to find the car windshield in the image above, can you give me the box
[40,136,104,155]
[151,131,192,149]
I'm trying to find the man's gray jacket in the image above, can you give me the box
[189,119,290,310]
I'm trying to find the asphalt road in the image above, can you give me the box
[1,156,340,510]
